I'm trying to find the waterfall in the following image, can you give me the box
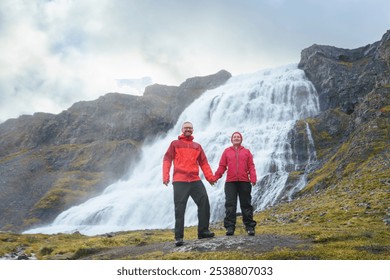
[25,64,319,236]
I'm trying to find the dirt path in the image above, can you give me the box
[81,234,311,259]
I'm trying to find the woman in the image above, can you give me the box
[214,132,257,236]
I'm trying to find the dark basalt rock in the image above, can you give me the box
[298,30,390,114]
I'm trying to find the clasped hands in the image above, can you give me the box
[163,179,256,187]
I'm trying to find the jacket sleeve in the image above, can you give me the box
[162,142,174,183]
[197,146,215,182]
[247,150,257,183]
[214,150,227,180]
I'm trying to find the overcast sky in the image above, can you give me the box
[1,0,389,122]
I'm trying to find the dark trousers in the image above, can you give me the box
[224,181,256,230]
[173,181,211,239]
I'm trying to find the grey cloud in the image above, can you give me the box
[1,0,390,122]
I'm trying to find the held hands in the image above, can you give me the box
[208,176,218,187]
[164,178,220,186]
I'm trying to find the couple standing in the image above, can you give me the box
[163,121,257,246]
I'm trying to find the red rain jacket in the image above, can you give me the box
[215,145,257,183]
[163,134,214,183]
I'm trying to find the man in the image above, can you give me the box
[214,132,257,236]
[163,121,216,246]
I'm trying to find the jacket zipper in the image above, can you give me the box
[235,147,239,180]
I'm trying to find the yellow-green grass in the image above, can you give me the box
[1,183,388,260]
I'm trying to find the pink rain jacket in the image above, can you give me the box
[215,145,257,183]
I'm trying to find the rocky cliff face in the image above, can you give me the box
[294,31,389,199]
[298,30,390,114]
[266,31,389,206]
[0,70,231,231]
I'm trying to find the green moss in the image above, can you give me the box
[1,195,389,260]
[305,111,348,160]
[31,171,103,213]
[338,61,353,67]
[380,104,390,113]
[0,149,30,164]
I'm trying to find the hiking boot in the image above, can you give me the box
[198,230,215,239]
[226,228,235,236]
[247,228,255,236]
[175,238,184,246]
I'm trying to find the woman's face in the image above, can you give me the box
[232,133,242,146]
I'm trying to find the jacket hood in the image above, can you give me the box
[178,134,194,141]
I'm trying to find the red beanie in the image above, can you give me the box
[231,132,243,144]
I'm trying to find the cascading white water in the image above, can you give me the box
[25,64,319,236]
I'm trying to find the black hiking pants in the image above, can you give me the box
[173,181,211,239]
[224,181,256,230]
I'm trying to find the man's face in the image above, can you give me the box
[182,123,194,137]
